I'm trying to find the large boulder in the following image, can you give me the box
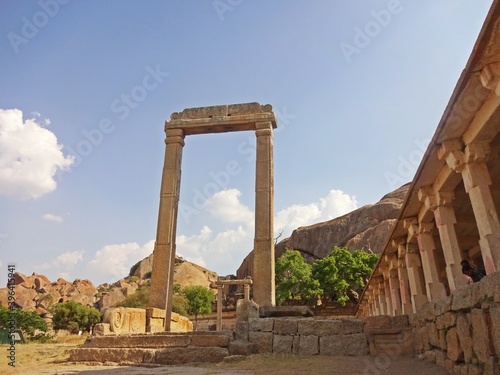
[237,184,408,277]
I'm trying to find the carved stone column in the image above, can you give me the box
[404,242,428,313]
[393,238,413,315]
[415,221,447,300]
[253,121,275,306]
[418,186,463,290]
[440,140,500,273]
[388,269,402,316]
[377,281,387,315]
[149,128,185,330]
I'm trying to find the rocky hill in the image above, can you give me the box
[236,184,409,278]
[0,256,219,319]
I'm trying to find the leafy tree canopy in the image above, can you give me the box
[276,247,379,307]
[50,301,101,333]
[0,306,48,339]
[275,249,321,305]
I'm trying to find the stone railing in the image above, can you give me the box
[410,271,500,374]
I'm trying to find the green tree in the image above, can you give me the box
[50,301,101,333]
[275,249,322,306]
[0,306,48,339]
[312,247,379,306]
[183,285,214,330]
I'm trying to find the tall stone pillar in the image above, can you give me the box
[433,192,466,291]
[253,121,275,306]
[398,260,413,315]
[376,278,387,315]
[393,238,413,314]
[373,297,380,316]
[405,243,428,313]
[416,222,447,300]
[384,278,393,316]
[388,269,402,316]
[440,141,500,274]
[149,128,185,330]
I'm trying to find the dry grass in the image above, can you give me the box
[0,336,449,375]
[0,335,87,374]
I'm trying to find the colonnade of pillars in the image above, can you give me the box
[360,140,500,317]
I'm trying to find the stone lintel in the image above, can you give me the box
[166,103,277,135]
[212,277,253,287]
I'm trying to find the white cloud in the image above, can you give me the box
[42,213,63,222]
[176,226,212,267]
[176,224,252,275]
[205,189,254,225]
[36,250,84,271]
[87,240,154,283]
[0,108,74,199]
[275,189,358,238]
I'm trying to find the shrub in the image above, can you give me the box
[50,301,101,333]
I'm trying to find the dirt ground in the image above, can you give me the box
[0,338,450,375]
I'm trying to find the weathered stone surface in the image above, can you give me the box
[103,307,146,334]
[479,272,500,300]
[438,329,447,351]
[470,308,494,363]
[14,272,33,288]
[298,335,318,355]
[259,306,313,317]
[82,334,191,348]
[366,329,414,356]
[456,314,474,363]
[297,319,341,336]
[228,340,254,356]
[69,348,157,363]
[93,323,111,336]
[236,299,259,322]
[98,289,126,310]
[434,296,452,316]
[452,286,473,311]
[273,334,293,354]
[234,322,248,341]
[435,349,447,368]
[249,331,273,353]
[191,334,230,347]
[155,346,229,364]
[170,312,193,332]
[273,319,298,335]
[390,315,410,328]
[484,356,500,375]
[341,318,364,334]
[446,327,463,362]
[364,315,391,332]
[343,333,369,356]
[249,318,273,332]
[427,322,439,348]
[488,303,500,357]
[319,335,345,356]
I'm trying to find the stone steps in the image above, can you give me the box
[68,332,234,365]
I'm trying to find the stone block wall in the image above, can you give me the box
[410,272,500,375]
[240,317,369,356]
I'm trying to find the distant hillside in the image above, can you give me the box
[0,256,220,316]
[236,184,409,278]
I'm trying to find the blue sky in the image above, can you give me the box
[0,0,493,287]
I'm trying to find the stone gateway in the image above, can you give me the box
[149,103,278,330]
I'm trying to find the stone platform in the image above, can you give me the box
[69,331,235,365]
